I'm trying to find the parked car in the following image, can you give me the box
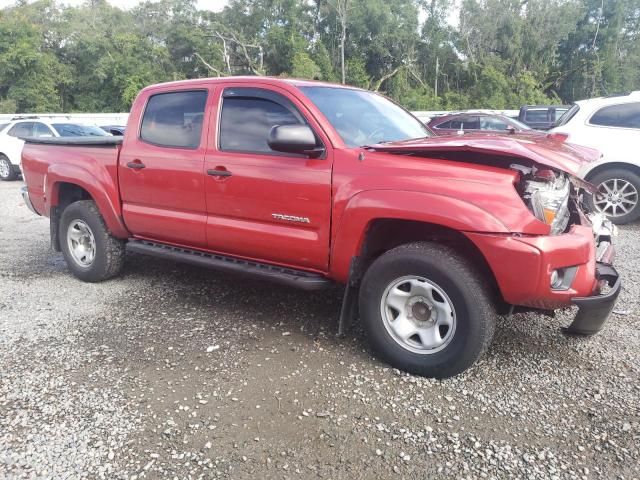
[0,117,109,181]
[550,91,640,224]
[20,77,620,378]
[428,112,536,136]
[100,125,126,136]
[518,105,570,130]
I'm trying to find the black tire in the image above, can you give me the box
[585,168,640,225]
[0,155,18,181]
[59,200,125,282]
[358,242,496,378]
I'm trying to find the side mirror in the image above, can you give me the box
[268,124,323,156]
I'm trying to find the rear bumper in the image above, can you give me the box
[21,186,39,216]
[564,263,621,335]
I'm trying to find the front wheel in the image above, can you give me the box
[0,155,17,181]
[359,242,496,378]
[586,168,640,224]
[59,200,125,282]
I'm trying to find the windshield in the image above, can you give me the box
[508,118,532,130]
[52,123,110,137]
[299,86,430,147]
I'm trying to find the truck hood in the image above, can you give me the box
[367,133,601,177]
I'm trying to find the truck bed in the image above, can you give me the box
[23,136,123,147]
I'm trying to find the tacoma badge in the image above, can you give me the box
[272,213,311,224]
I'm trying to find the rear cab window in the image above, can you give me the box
[589,102,640,129]
[524,109,549,123]
[140,90,208,148]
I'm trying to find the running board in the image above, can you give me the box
[126,240,332,291]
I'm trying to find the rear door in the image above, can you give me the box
[584,101,640,163]
[203,84,333,271]
[119,87,212,247]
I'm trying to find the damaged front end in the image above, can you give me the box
[513,163,621,335]
[563,212,621,336]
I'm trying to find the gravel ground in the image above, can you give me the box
[0,180,638,479]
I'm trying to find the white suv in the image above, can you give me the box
[550,92,640,224]
[0,117,109,181]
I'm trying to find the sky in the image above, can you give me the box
[0,0,228,10]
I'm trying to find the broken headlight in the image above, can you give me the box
[521,169,571,235]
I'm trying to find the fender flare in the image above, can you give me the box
[329,189,509,282]
[46,163,129,238]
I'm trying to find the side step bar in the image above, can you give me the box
[126,240,333,291]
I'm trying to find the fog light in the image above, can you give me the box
[550,270,562,289]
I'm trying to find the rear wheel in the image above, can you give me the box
[59,200,125,282]
[586,168,640,224]
[0,155,17,181]
[359,242,496,378]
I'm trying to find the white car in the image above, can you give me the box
[0,117,109,181]
[550,92,640,224]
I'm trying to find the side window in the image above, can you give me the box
[450,116,479,130]
[140,90,208,148]
[480,117,509,131]
[0,123,8,132]
[434,120,451,129]
[33,122,54,137]
[590,103,640,129]
[7,122,34,138]
[219,89,305,154]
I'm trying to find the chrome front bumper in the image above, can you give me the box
[21,186,39,216]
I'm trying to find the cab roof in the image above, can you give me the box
[140,76,364,93]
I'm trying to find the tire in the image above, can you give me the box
[358,242,496,378]
[59,200,125,282]
[0,155,17,181]
[585,168,640,225]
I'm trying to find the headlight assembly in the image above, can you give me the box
[522,170,571,235]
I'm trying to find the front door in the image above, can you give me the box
[119,88,211,248]
[204,85,333,271]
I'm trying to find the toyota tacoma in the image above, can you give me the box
[20,77,620,378]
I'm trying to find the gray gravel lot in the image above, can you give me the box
[0,180,638,479]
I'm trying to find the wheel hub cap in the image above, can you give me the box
[380,276,456,355]
[594,178,638,217]
[67,220,96,267]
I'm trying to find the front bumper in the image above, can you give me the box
[564,263,621,335]
[465,213,621,332]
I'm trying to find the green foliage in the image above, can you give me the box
[0,0,639,113]
[290,51,321,79]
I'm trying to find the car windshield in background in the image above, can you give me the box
[52,124,110,137]
[509,118,532,130]
[299,86,430,147]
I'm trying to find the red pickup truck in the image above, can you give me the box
[20,77,620,378]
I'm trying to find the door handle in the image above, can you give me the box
[207,168,232,177]
[127,160,146,169]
